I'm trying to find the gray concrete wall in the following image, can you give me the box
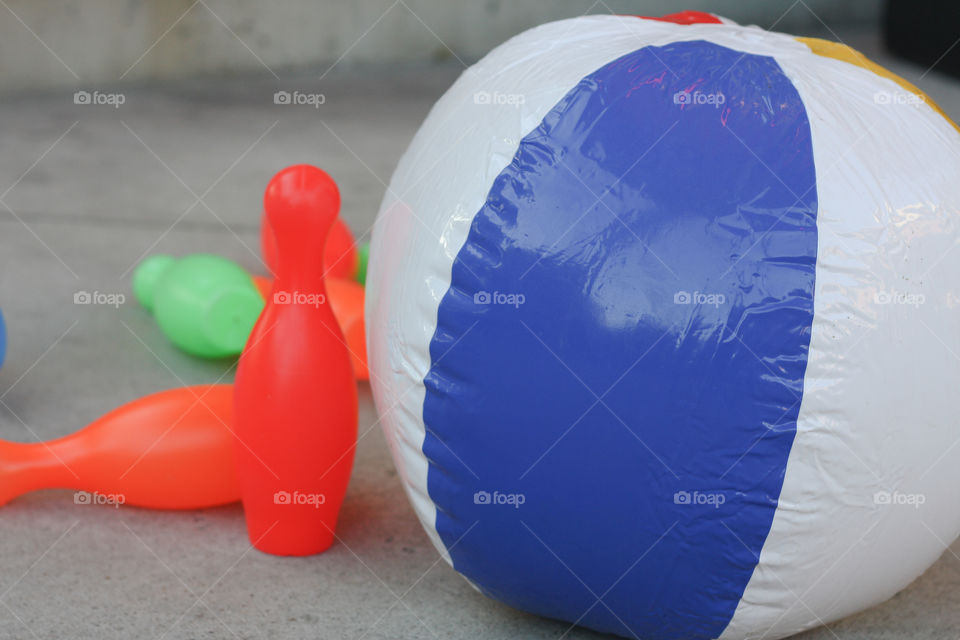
[1,0,882,92]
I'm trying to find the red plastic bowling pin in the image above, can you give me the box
[262,210,358,281]
[233,165,358,556]
[251,274,369,380]
[0,386,238,509]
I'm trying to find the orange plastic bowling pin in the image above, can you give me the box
[0,386,238,509]
[234,165,358,556]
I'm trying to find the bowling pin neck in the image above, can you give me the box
[267,206,337,253]
[263,165,341,277]
[272,237,332,284]
[132,254,177,311]
[0,439,80,506]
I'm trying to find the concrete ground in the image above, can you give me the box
[1,27,960,640]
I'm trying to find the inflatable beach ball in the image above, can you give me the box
[366,11,960,640]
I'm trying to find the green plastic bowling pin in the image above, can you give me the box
[133,254,264,358]
[355,242,370,285]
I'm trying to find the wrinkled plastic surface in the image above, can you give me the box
[0,386,238,509]
[421,39,816,640]
[719,30,960,640]
[234,165,358,556]
[367,13,960,640]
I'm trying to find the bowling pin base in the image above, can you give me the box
[241,496,342,556]
[249,531,336,557]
